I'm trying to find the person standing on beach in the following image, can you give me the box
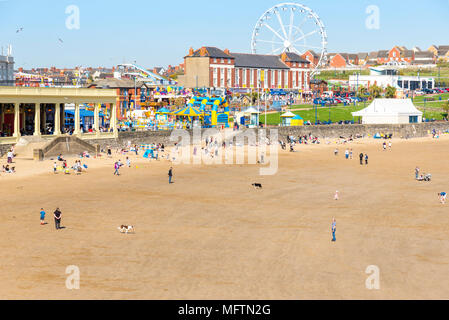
[365,154,369,165]
[126,157,131,168]
[40,208,46,225]
[349,148,353,160]
[107,146,112,158]
[383,142,387,151]
[415,167,420,180]
[54,208,62,230]
[345,149,349,160]
[359,153,364,165]
[53,162,57,174]
[388,141,392,150]
[331,218,337,242]
[168,167,173,184]
[334,148,339,156]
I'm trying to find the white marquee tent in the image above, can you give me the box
[352,99,423,124]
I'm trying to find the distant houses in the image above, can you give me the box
[320,44,447,69]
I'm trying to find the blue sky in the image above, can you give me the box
[0,0,448,69]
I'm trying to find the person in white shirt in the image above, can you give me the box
[7,150,14,164]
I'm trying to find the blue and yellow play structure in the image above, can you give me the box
[186,96,231,128]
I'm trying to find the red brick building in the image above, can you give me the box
[179,46,311,90]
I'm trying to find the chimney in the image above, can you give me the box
[281,52,288,62]
[189,47,194,56]
[224,49,230,55]
[200,47,207,57]
[18,67,23,73]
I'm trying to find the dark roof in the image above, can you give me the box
[357,52,369,59]
[231,53,289,69]
[188,47,233,59]
[414,51,434,58]
[282,52,310,64]
[377,50,389,58]
[403,50,414,58]
[438,45,449,55]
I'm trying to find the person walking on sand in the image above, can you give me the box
[415,167,420,180]
[383,142,387,151]
[331,218,337,242]
[168,167,173,184]
[40,208,46,225]
[388,141,392,150]
[126,156,131,168]
[359,153,364,165]
[113,161,120,176]
[365,154,369,165]
[349,148,353,160]
[334,148,339,156]
[345,149,349,160]
[54,208,62,230]
[438,192,447,204]
[53,162,57,174]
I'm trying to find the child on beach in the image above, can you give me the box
[40,208,46,225]
[438,192,447,204]
[334,191,339,200]
[53,162,57,174]
[126,157,131,168]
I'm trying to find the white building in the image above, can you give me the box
[0,45,14,86]
[352,99,423,124]
[349,67,434,91]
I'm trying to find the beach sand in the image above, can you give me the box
[1,135,449,299]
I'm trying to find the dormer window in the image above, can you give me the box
[214,58,217,63]
[221,58,224,63]
[228,59,231,64]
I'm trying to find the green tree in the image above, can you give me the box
[369,85,382,99]
[385,85,396,99]
[357,85,367,98]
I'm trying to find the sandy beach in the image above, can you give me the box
[1,135,449,299]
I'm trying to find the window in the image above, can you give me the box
[285,71,289,88]
[272,70,275,87]
[214,58,217,63]
[213,68,218,87]
[257,69,261,87]
[250,69,254,86]
[235,68,240,87]
[221,58,224,63]
[228,59,231,64]
[278,70,282,87]
[242,68,247,85]
[409,116,418,123]
[293,71,297,88]
[220,68,225,87]
[227,68,232,87]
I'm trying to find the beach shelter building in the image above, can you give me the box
[351,99,423,124]
[235,107,260,128]
[281,111,296,126]
[291,115,304,126]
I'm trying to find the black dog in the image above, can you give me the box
[252,183,263,190]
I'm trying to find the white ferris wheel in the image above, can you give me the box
[251,3,328,74]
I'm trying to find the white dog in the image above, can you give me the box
[118,225,135,234]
